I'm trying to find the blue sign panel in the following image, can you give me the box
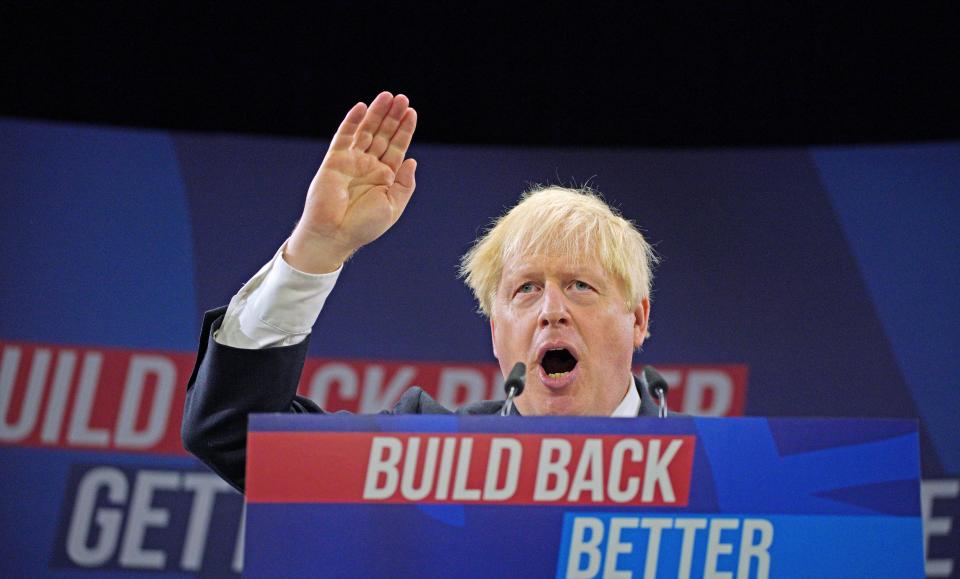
[244,415,923,578]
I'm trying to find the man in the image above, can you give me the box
[182,92,665,492]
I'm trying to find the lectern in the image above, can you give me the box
[245,415,923,578]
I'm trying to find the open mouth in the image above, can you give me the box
[540,348,578,379]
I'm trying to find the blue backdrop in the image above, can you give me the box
[1,118,957,576]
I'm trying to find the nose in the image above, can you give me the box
[538,283,569,327]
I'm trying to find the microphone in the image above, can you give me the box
[642,366,670,418]
[500,362,526,416]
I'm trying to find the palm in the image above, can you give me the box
[292,92,418,269]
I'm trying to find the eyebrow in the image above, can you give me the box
[503,264,604,281]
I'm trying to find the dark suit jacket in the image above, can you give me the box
[182,307,667,492]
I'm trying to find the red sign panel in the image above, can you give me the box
[0,340,746,456]
[247,432,696,507]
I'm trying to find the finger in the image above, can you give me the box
[329,102,367,151]
[388,158,417,208]
[367,94,409,159]
[352,91,393,151]
[381,108,418,172]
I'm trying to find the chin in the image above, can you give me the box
[522,390,586,417]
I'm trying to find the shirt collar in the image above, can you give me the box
[611,376,641,417]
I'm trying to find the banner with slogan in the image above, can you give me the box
[244,414,924,578]
[0,339,748,455]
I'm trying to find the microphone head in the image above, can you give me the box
[642,365,669,396]
[503,362,526,396]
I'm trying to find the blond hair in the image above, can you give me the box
[459,186,657,316]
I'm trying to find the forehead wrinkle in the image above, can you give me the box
[501,255,605,282]
[503,225,600,270]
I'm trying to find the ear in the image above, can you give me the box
[632,297,651,349]
[490,318,499,359]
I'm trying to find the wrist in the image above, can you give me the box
[284,229,354,274]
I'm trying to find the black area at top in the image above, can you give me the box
[2,2,958,147]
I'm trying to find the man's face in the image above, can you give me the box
[490,253,650,416]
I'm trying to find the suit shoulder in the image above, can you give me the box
[390,387,454,415]
[457,399,505,415]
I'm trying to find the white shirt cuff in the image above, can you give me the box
[213,243,341,349]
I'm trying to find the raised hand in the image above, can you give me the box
[285,92,418,273]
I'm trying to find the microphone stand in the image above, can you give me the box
[500,362,526,416]
[642,365,670,418]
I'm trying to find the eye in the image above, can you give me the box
[516,281,538,295]
[572,280,593,291]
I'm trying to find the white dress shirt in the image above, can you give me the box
[214,245,641,416]
[215,246,341,349]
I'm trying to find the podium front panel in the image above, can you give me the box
[245,415,922,578]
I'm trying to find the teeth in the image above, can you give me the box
[547,372,569,379]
